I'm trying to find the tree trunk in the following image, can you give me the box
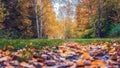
[39,0,43,38]
[34,0,40,38]
[97,0,101,38]
[89,0,97,37]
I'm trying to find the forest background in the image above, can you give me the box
[0,0,120,39]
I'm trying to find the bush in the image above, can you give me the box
[0,29,21,39]
[109,23,120,37]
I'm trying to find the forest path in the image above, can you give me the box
[0,42,120,68]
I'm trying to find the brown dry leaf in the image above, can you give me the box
[7,45,14,49]
[20,62,27,65]
[31,48,35,51]
[17,53,22,58]
[117,46,120,52]
[76,50,84,54]
[0,56,10,62]
[102,45,108,50]
[20,62,35,68]
[93,51,101,56]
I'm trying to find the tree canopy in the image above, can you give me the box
[0,0,120,39]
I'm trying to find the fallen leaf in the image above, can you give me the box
[5,66,14,68]
[0,49,2,53]
[76,60,84,67]
[5,50,10,55]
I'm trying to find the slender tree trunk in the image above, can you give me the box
[100,0,104,37]
[34,0,40,38]
[39,0,43,38]
[97,0,101,38]
[89,0,97,37]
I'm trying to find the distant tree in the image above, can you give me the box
[75,0,94,38]
[0,1,7,29]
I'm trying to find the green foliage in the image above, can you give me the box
[0,0,36,39]
[0,0,120,39]
[0,29,21,39]
[109,23,120,37]
[101,21,113,37]
[75,0,120,38]
[82,28,94,38]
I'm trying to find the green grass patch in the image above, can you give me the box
[0,39,65,50]
[0,38,120,50]
[67,38,120,44]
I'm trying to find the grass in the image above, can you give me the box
[0,38,120,50]
[0,39,65,50]
[68,38,120,44]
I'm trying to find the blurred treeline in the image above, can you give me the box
[0,0,120,39]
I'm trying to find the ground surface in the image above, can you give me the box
[0,42,120,68]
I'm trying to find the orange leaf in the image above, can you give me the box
[5,66,14,68]
[83,52,90,59]
[77,61,84,67]
[5,50,10,55]
[92,60,106,68]
[0,49,2,53]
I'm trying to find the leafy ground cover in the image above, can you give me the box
[0,39,120,68]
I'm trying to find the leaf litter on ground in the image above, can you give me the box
[0,41,120,68]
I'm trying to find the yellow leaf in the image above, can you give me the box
[60,52,68,57]
[110,46,114,49]
[102,45,108,50]
[7,45,14,49]
[29,42,33,46]
[83,52,90,59]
